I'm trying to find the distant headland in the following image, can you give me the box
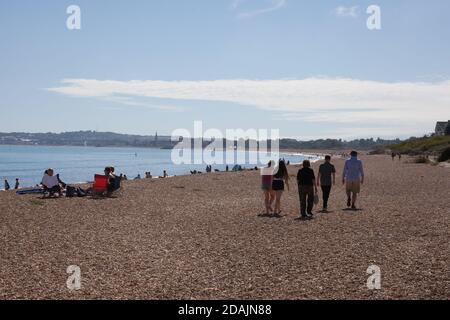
[0,130,403,150]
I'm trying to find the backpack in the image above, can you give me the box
[76,187,87,197]
[66,186,76,197]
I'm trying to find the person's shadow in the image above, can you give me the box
[294,216,313,221]
[317,209,334,214]
[342,208,363,212]
[257,213,286,219]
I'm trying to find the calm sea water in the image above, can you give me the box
[0,145,316,188]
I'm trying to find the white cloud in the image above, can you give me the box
[335,6,359,18]
[232,0,286,19]
[47,77,450,137]
[98,96,185,112]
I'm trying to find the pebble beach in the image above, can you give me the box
[0,154,448,299]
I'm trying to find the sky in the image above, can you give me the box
[0,0,449,140]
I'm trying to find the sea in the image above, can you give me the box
[0,145,320,189]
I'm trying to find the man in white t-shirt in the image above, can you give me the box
[41,168,63,197]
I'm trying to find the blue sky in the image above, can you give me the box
[0,0,449,139]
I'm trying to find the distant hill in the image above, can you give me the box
[278,137,400,151]
[0,131,175,148]
[0,130,401,151]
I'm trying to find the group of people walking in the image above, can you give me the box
[261,151,364,219]
[391,152,402,161]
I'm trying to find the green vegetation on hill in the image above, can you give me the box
[437,147,450,162]
[389,135,450,155]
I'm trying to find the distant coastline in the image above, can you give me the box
[0,130,401,151]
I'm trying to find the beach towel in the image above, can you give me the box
[16,188,45,195]
[76,187,87,197]
[66,186,76,197]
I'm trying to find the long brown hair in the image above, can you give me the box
[274,160,288,179]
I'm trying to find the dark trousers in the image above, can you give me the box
[321,185,332,208]
[298,185,314,216]
[45,185,61,195]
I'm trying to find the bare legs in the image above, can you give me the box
[263,190,284,216]
[263,190,278,215]
[346,191,358,208]
[264,190,272,214]
[273,191,283,215]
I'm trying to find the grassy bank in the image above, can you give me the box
[389,135,450,155]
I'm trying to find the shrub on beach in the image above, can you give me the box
[437,147,450,162]
[368,148,386,155]
[413,156,430,164]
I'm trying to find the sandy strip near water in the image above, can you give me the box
[0,154,448,299]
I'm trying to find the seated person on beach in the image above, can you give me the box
[159,170,168,178]
[4,179,10,191]
[41,169,63,197]
[109,166,117,178]
[85,167,120,196]
[105,167,117,192]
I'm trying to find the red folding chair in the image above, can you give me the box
[93,174,109,195]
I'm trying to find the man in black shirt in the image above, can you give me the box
[297,160,317,219]
[317,155,336,212]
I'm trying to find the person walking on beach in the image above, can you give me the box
[297,160,317,219]
[261,160,275,215]
[342,151,364,210]
[391,152,395,161]
[14,178,19,190]
[317,155,336,212]
[4,179,10,191]
[271,160,289,216]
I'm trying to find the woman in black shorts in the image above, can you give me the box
[272,160,290,216]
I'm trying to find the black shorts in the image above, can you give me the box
[272,179,284,191]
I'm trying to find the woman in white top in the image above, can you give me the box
[41,168,63,197]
